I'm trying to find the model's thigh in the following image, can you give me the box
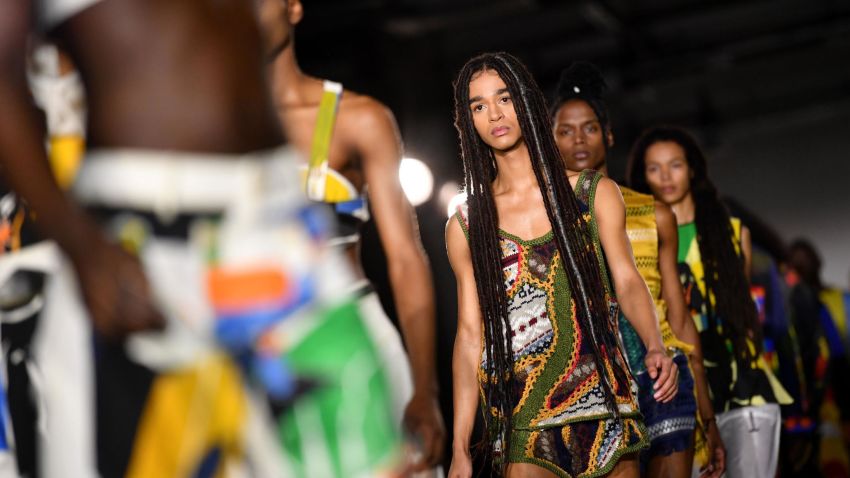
[505,462,560,478]
[603,453,639,478]
[647,448,695,478]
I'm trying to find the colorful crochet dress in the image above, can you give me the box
[454,170,647,477]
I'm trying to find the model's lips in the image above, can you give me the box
[491,126,510,137]
[660,186,677,196]
[573,151,590,160]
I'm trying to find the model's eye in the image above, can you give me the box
[558,128,573,137]
[585,124,598,134]
[472,104,485,113]
[499,96,511,104]
[646,165,658,174]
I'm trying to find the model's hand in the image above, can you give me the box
[644,349,677,402]
[70,234,165,339]
[700,419,726,478]
[447,447,472,478]
[403,391,446,472]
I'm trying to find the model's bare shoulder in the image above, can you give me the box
[653,200,676,230]
[595,176,625,205]
[337,90,400,158]
[339,91,396,130]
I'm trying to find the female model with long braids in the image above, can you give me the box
[446,52,677,478]
[551,63,724,478]
[627,126,792,478]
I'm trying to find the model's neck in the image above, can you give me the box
[670,193,696,224]
[269,44,315,107]
[492,142,538,193]
[565,158,608,177]
[596,162,609,176]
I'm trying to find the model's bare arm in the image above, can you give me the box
[656,202,703,357]
[594,178,677,402]
[445,216,480,478]
[656,202,725,477]
[0,4,163,339]
[0,3,93,256]
[354,99,445,468]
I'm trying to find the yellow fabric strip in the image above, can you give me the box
[306,81,343,201]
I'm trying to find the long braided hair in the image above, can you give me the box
[452,52,629,465]
[626,126,762,360]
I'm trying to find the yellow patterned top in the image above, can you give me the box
[621,186,692,354]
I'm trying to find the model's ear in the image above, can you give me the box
[606,130,614,148]
[288,0,304,26]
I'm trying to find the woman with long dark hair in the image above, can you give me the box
[627,126,792,478]
[446,52,677,478]
[551,62,724,478]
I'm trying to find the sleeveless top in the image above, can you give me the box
[300,81,370,247]
[37,0,101,30]
[620,187,693,361]
[454,170,640,430]
[678,220,792,411]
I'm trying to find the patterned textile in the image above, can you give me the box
[635,352,697,459]
[677,220,791,413]
[510,417,646,478]
[301,80,369,247]
[454,170,646,475]
[620,187,693,355]
[0,148,402,478]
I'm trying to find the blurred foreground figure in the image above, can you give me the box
[788,239,850,477]
[258,0,446,475]
[0,1,400,476]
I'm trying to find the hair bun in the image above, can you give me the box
[557,61,607,100]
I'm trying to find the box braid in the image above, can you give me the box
[452,52,629,465]
[626,126,762,361]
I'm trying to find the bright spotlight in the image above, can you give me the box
[446,190,468,219]
[399,157,434,206]
[438,182,462,217]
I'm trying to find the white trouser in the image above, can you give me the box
[691,403,781,478]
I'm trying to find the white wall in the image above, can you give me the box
[711,101,850,288]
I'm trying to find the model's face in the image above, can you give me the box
[467,70,523,153]
[789,247,820,286]
[255,0,294,56]
[644,141,691,205]
[553,99,609,172]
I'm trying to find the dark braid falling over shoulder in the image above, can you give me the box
[626,126,763,361]
[451,52,629,469]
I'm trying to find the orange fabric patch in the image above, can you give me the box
[207,267,290,309]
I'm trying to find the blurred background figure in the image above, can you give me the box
[723,198,819,477]
[627,126,791,478]
[551,62,722,478]
[787,238,850,477]
[256,1,446,475]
